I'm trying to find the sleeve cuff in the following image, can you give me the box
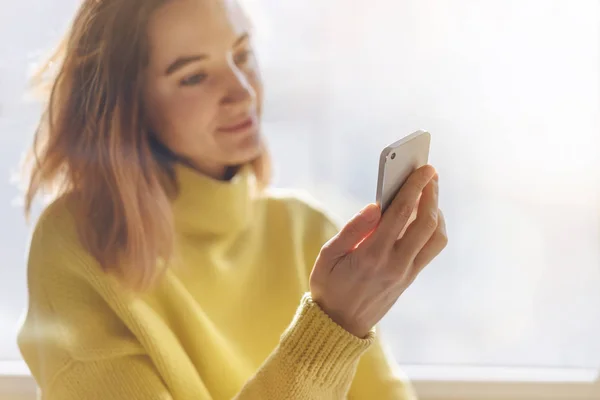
[279,292,375,387]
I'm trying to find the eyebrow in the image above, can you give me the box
[164,33,250,76]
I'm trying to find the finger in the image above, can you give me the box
[393,174,439,265]
[412,208,448,272]
[320,203,381,260]
[372,165,436,248]
[398,201,419,240]
[402,193,423,238]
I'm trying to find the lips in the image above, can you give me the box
[218,117,255,133]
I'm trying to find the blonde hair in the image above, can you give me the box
[22,0,270,290]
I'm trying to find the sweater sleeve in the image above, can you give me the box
[20,200,377,400]
[45,355,174,400]
[35,294,373,400]
[301,201,417,399]
[234,293,374,399]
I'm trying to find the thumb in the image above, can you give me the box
[322,203,381,259]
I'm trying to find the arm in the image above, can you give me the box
[235,294,374,399]
[68,346,427,400]
[20,203,374,400]
[302,202,417,399]
[34,295,373,400]
[44,355,174,400]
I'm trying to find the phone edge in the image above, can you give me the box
[375,130,431,208]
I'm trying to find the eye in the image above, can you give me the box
[180,73,207,86]
[234,49,253,65]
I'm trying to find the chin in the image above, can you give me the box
[226,133,263,165]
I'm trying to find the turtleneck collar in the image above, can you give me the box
[171,163,256,237]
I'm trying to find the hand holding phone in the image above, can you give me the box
[310,130,448,338]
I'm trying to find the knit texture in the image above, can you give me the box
[18,163,416,399]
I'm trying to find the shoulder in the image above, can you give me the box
[19,196,143,379]
[28,195,84,267]
[27,194,104,287]
[31,195,78,244]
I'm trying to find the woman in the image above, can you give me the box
[17,0,447,399]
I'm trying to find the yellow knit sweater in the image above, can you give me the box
[18,163,416,399]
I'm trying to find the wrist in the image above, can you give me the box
[310,296,370,338]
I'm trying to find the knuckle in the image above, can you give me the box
[403,168,432,197]
[395,203,414,220]
[423,212,439,231]
[427,229,448,252]
[342,223,360,239]
[344,212,372,237]
[417,166,434,187]
[436,230,449,248]
[319,241,336,258]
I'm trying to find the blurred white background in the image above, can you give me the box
[1,0,599,370]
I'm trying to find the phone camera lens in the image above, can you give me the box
[391,152,396,160]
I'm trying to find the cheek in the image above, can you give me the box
[158,89,219,146]
[170,90,215,126]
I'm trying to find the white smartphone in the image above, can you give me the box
[376,130,431,213]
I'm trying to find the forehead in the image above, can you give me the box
[147,0,250,65]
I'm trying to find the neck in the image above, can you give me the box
[182,158,240,182]
[149,135,238,181]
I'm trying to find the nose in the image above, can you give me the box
[220,66,255,111]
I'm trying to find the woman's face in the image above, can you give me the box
[144,0,263,178]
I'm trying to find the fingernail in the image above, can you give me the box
[433,173,439,182]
